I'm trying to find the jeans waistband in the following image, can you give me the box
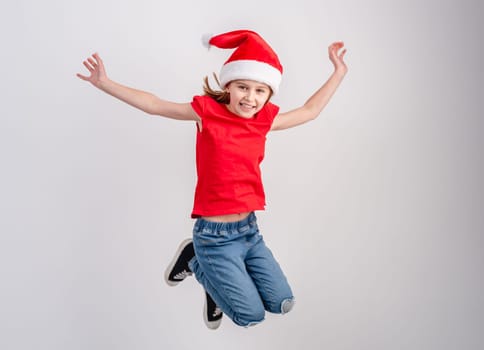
[194,212,257,233]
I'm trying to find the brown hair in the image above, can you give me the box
[203,73,230,104]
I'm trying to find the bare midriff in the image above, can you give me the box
[201,212,251,223]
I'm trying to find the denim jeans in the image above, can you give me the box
[188,212,294,327]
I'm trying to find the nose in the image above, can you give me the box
[245,88,255,101]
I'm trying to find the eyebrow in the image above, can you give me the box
[254,83,269,90]
[236,81,268,90]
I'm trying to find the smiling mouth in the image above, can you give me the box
[240,102,255,109]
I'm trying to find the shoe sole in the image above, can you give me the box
[164,238,193,287]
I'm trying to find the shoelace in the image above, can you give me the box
[173,270,192,280]
[213,306,222,317]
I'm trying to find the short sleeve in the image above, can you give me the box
[261,101,280,123]
[191,95,207,120]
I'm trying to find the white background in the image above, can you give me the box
[1,0,483,349]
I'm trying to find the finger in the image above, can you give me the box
[83,60,94,71]
[87,57,97,67]
[329,44,342,57]
[340,49,347,59]
[76,73,88,80]
[330,41,343,49]
[329,46,339,58]
[93,52,102,63]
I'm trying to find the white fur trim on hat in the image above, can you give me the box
[219,60,282,94]
[201,33,213,49]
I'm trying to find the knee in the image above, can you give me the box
[232,305,265,327]
[264,296,295,315]
[280,297,295,314]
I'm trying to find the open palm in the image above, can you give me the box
[77,53,107,88]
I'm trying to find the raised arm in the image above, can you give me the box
[77,53,199,122]
[270,42,347,131]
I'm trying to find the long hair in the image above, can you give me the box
[203,73,230,104]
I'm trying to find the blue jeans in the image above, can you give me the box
[188,212,294,327]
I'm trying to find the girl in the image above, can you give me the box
[78,30,347,330]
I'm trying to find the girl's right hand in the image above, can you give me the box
[77,52,107,88]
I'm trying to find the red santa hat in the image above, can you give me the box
[202,30,283,94]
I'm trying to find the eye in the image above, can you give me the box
[257,88,267,94]
[237,85,248,90]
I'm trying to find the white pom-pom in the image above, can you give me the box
[201,33,213,49]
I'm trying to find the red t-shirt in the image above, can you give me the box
[190,95,279,218]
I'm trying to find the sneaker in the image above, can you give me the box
[204,291,223,330]
[164,238,194,286]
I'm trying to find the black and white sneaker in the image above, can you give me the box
[164,238,195,286]
[204,292,223,330]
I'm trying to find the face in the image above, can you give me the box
[224,80,272,119]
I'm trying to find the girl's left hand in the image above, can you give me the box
[328,42,347,75]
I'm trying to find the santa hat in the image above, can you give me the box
[202,30,283,94]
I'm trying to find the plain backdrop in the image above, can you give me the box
[1,0,483,349]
